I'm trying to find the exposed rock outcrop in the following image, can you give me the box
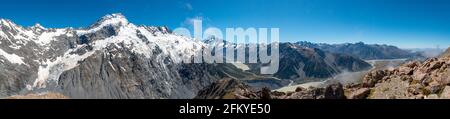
[345,87,370,99]
[347,51,450,99]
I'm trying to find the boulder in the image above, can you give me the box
[408,83,424,95]
[404,61,420,68]
[260,87,272,99]
[440,86,450,99]
[347,88,371,99]
[425,94,439,99]
[324,83,346,99]
[428,61,443,72]
[443,75,450,85]
[425,81,442,94]
[413,73,428,84]
[399,66,414,75]
[295,87,306,92]
[363,70,386,87]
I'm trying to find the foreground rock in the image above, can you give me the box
[348,50,450,99]
[345,87,370,99]
[440,86,450,99]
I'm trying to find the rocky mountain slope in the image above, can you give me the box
[296,41,421,60]
[0,14,226,98]
[276,43,371,79]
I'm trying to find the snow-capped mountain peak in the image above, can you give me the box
[0,19,21,31]
[76,13,129,35]
[1,14,217,98]
[94,13,129,27]
[0,19,12,27]
[31,23,47,30]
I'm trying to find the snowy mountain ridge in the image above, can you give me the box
[0,14,210,97]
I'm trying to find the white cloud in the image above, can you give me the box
[185,3,193,10]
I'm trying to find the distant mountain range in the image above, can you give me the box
[296,41,423,60]
[196,47,450,99]
[252,43,372,79]
[407,48,445,58]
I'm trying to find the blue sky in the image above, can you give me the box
[0,0,449,48]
